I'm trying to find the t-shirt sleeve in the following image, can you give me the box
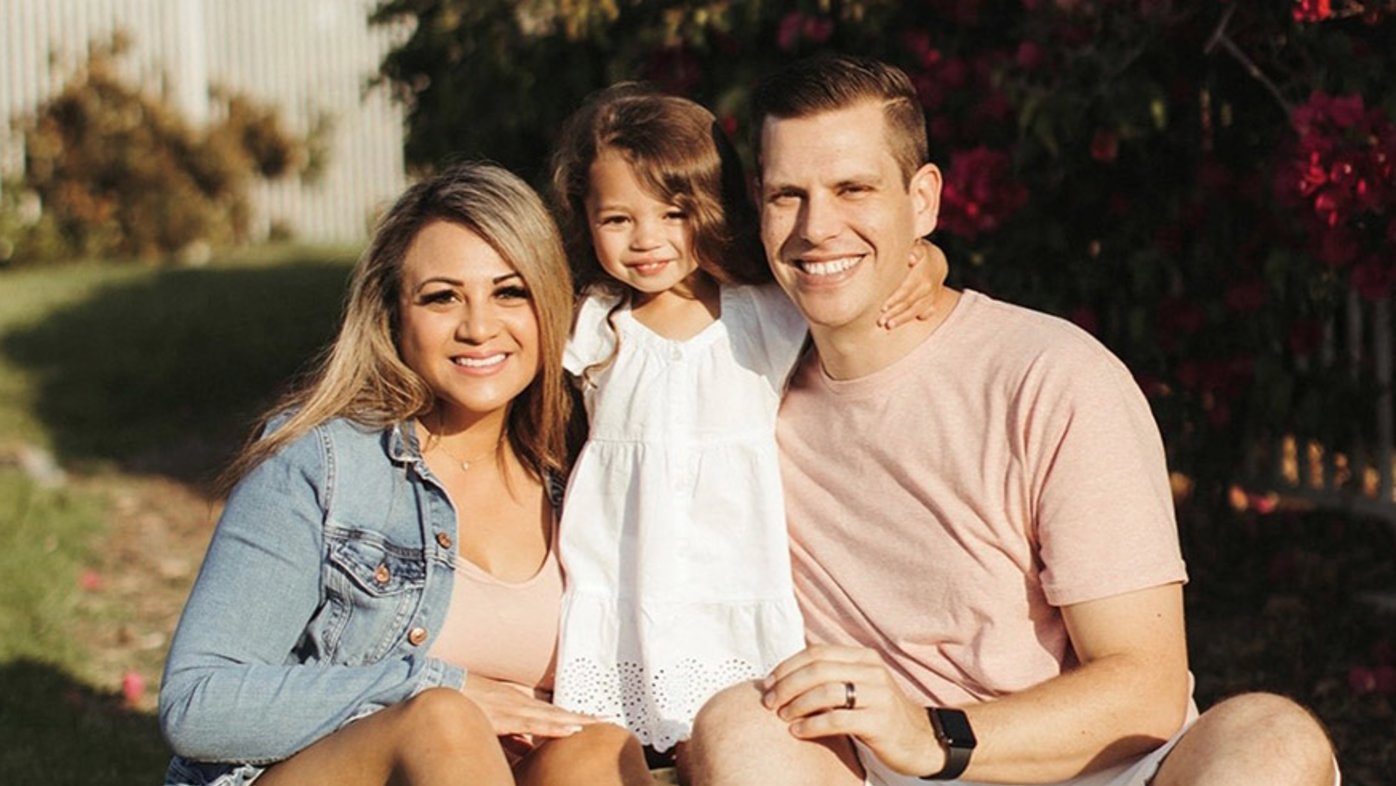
[1021,327,1187,607]
[743,283,810,385]
[563,292,620,376]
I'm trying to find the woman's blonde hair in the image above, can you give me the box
[222,161,576,490]
[549,83,768,383]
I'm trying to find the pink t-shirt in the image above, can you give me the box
[778,290,1187,708]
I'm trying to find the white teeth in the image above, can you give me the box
[453,354,505,368]
[800,257,859,276]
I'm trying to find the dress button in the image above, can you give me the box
[435,532,453,549]
[373,563,391,585]
[407,626,428,646]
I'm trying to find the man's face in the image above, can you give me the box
[758,101,940,335]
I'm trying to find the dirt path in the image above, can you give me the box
[76,473,220,713]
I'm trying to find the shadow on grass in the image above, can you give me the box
[2,259,351,485]
[0,658,170,784]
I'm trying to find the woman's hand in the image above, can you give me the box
[761,644,945,777]
[878,238,949,330]
[463,673,599,739]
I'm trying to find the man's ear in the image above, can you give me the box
[909,163,942,238]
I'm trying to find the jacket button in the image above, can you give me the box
[373,564,391,585]
[407,626,429,646]
[435,532,453,549]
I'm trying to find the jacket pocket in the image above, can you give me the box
[323,527,427,661]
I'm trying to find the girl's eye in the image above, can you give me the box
[664,209,687,221]
[599,215,629,226]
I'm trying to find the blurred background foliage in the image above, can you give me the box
[1,32,324,266]
[371,0,1396,514]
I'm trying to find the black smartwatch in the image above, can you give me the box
[921,707,976,780]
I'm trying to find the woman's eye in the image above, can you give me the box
[496,285,531,301]
[420,290,458,305]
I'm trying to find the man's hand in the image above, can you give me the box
[877,238,949,330]
[463,673,598,739]
[761,644,947,777]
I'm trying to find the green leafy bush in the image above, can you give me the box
[4,33,317,265]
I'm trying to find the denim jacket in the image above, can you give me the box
[159,417,561,785]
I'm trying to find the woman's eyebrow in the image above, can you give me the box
[492,272,523,284]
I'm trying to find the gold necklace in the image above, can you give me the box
[425,413,498,471]
[432,439,496,471]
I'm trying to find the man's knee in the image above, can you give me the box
[1207,692,1331,751]
[688,681,861,786]
[691,681,784,755]
[1159,692,1334,786]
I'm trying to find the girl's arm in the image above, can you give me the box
[158,428,464,765]
[877,238,949,329]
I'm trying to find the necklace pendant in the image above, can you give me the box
[460,460,471,471]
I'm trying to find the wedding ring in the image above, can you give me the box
[843,681,857,710]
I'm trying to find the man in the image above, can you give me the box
[686,54,1337,786]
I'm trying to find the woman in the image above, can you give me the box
[159,162,654,786]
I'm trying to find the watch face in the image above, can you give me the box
[934,708,977,748]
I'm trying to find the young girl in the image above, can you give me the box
[548,85,943,754]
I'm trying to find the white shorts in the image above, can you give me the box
[856,729,1182,786]
[855,701,1341,786]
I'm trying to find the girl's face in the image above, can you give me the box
[584,150,701,303]
[396,220,541,428]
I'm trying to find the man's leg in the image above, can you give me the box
[685,680,864,786]
[1152,692,1337,786]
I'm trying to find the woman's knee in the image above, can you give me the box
[544,722,644,763]
[520,722,649,784]
[393,688,499,755]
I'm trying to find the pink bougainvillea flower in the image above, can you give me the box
[1287,319,1323,357]
[1293,0,1334,23]
[938,146,1028,240]
[1069,305,1098,335]
[1351,258,1394,301]
[1015,40,1046,70]
[78,568,103,591]
[1224,278,1268,313]
[122,670,146,707]
[1090,129,1119,163]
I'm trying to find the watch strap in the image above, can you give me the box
[920,707,974,781]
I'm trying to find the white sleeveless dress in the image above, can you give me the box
[553,283,808,751]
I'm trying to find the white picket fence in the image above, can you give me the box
[1259,291,1396,522]
[1,0,410,245]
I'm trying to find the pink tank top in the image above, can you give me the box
[428,522,563,697]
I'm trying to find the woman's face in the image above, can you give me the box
[396,220,540,427]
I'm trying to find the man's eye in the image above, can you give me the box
[767,190,799,205]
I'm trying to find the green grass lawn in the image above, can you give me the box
[0,468,173,782]
[0,248,355,783]
[1,248,356,479]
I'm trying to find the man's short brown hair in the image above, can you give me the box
[752,54,928,186]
